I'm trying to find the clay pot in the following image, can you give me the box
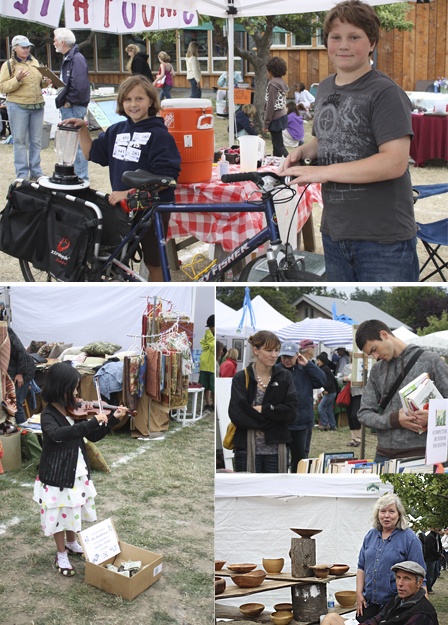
[227,562,257,573]
[215,560,226,571]
[231,569,266,588]
[270,611,293,625]
[309,564,333,578]
[215,576,226,595]
[262,557,284,574]
[239,603,265,618]
[335,590,357,607]
[329,564,350,576]
[273,603,293,612]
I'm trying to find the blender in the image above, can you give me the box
[39,124,89,190]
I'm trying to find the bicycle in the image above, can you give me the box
[1,169,326,282]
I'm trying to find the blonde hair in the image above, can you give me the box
[158,51,170,63]
[186,42,199,58]
[226,348,239,361]
[242,104,256,117]
[116,75,160,118]
[125,44,140,72]
[372,493,409,531]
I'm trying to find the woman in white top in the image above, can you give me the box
[293,82,315,118]
[186,41,201,98]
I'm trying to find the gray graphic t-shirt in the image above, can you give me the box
[313,70,416,242]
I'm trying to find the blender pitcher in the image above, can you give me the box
[51,124,81,185]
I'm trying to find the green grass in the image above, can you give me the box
[0,415,214,625]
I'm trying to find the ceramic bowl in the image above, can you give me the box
[290,528,322,538]
[262,557,284,574]
[270,611,293,625]
[215,560,226,571]
[329,564,350,576]
[273,603,293,612]
[335,590,357,607]
[231,569,266,588]
[239,603,265,618]
[227,562,257,573]
[215,575,226,595]
[309,564,333,578]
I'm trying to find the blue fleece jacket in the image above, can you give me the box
[55,44,90,108]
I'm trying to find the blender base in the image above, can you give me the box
[38,176,90,191]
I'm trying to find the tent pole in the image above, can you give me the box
[227,9,235,146]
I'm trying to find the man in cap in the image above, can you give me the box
[53,28,90,181]
[278,338,326,471]
[321,560,438,625]
[199,314,215,412]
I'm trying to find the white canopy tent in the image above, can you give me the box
[393,325,419,342]
[403,332,448,356]
[215,473,393,612]
[276,317,354,349]
[217,295,293,368]
[7,285,214,354]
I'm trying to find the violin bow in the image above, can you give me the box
[94,379,106,425]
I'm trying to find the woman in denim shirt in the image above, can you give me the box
[356,493,426,623]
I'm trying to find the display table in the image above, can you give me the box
[167,164,322,264]
[171,385,204,425]
[410,112,448,166]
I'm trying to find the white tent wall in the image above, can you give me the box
[215,474,393,611]
[8,285,214,355]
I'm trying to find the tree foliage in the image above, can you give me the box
[381,474,448,530]
[380,287,448,332]
[418,310,448,336]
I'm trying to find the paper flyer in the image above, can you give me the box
[425,399,448,465]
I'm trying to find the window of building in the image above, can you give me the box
[150,41,177,75]
[97,33,120,72]
[50,30,95,72]
[271,31,286,47]
[179,29,209,73]
[291,26,314,47]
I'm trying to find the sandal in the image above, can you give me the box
[54,556,75,576]
[65,545,84,557]
[347,439,361,447]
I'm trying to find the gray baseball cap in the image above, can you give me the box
[11,36,34,47]
[279,341,299,357]
[391,561,426,577]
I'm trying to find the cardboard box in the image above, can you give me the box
[1,431,22,472]
[79,519,163,600]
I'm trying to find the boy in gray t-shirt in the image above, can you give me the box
[280,0,418,282]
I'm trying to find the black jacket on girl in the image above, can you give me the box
[39,403,120,488]
[228,363,298,450]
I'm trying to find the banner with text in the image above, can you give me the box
[1,1,197,33]
[0,0,64,28]
[64,1,198,33]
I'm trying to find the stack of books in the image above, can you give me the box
[399,373,442,413]
[296,453,444,474]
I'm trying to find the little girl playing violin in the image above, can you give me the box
[33,362,127,577]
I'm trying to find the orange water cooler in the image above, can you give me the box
[161,98,214,184]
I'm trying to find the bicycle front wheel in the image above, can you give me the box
[238,255,325,282]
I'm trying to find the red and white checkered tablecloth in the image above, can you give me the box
[167,164,322,252]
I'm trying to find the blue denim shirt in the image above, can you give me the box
[357,527,426,607]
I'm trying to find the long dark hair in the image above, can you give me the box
[41,362,81,410]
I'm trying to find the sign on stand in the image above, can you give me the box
[425,399,448,465]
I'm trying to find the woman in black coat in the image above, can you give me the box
[125,44,154,81]
[316,352,338,431]
[228,330,298,473]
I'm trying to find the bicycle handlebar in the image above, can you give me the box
[221,172,265,184]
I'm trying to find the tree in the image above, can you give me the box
[381,474,448,530]
[381,287,448,332]
[418,310,448,336]
[350,287,390,310]
[208,4,413,131]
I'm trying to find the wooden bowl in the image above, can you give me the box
[215,575,226,595]
[227,562,257,573]
[215,560,226,571]
[270,612,293,625]
[231,569,266,588]
[309,564,333,578]
[290,528,322,538]
[335,590,357,607]
[262,557,284,574]
[329,564,350,576]
[273,603,293,612]
[239,603,265,618]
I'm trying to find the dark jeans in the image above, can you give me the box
[347,394,362,430]
[426,560,439,592]
[357,602,382,623]
[15,381,30,424]
[189,78,202,98]
[289,424,313,472]
[270,130,288,157]
[234,450,279,473]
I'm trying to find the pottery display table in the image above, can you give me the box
[216,570,356,624]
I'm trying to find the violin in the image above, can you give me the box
[67,400,137,421]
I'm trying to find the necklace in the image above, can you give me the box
[254,364,271,389]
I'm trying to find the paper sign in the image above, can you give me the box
[78,518,121,565]
[425,399,448,465]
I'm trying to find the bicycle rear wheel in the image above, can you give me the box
[19,258,138,282]
[19,260,60,282]
[238,255,325,282]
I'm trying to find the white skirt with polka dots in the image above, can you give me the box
[33,449,98,536]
